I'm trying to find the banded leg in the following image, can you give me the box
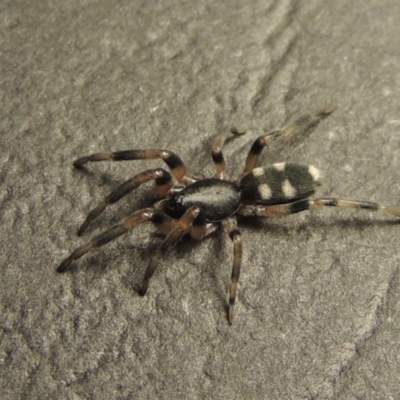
[57,209,175,273]
[140,206,201,295]
[74,148,195,184]
[241,108,335,177]
[222,217,242,325]
[190,209,208,240]
[212,128,246,179]
[77,168,172,236]
[238,197,400,218]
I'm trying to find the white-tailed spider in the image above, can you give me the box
[58,109,400,324]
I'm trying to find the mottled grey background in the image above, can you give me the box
[2,1,400,399]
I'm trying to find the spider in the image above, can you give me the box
[57,108,400,324]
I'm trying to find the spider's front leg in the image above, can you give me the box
[57,209,175,273]
[140,206,204,295]
[77,168,172,236]
[239,197,400,219]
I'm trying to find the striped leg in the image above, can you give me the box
[140,206,201,295]
[57,209,175,273]
[212,128,246,179]
[222,217,242,325]
[74,148,195,184]
[189,209,208,240]
[238,197,400,218]
[241,108,335,177]
[77,168,172,236]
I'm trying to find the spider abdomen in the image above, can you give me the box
[239,162,321,205]
[163,178,241,222]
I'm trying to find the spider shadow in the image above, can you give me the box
[63,211,399,324]
[73,164,118,188]
[74,164,163,227]
[238,214,400,240]
[113,224,231,311]
[146,229,229,311]
[66,234,158,299]
[186,226,233,312]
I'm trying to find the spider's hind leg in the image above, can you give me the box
[309,198,400,218]
[241,107,335,177]
[238,197,400,219]
[57,208,174,273]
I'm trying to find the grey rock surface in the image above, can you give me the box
[2,1,400,398]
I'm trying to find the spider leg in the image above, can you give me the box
[241,108,335,177]
[222,217,242,325]
[77,168,172,236]
[57,209,174,273]
[140,206,201,295]
[74,148,195,184]
[189,209,208,240]
[238,197,400,218]
[212,128,246,179]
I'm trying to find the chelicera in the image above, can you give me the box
[58,109,400,324]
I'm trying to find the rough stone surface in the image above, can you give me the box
[2,1,400,398]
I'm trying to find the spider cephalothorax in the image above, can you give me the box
[58,108,400,324]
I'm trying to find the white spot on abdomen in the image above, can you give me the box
[252,167,264,177]
[282,179,296,198]
[273,162,286,171]
[258,183,272,200]
[308,165,321,182]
